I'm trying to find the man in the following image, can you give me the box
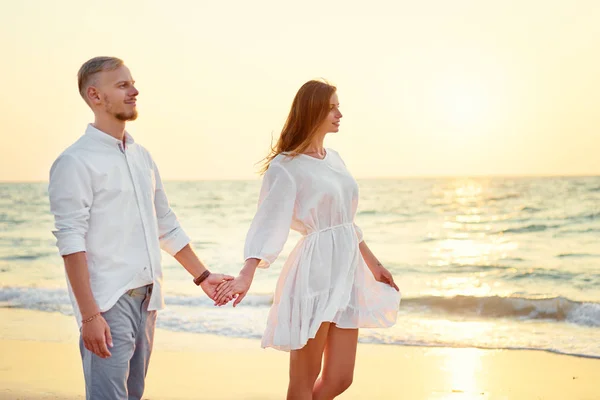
[48,56,232,400]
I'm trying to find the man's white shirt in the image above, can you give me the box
[49,124,190,325]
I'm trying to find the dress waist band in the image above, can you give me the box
[303,222,354,237]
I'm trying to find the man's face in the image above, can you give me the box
[93,65,139,121]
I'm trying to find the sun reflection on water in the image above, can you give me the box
[426,178,522,297]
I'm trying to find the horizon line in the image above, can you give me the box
[2,172,600,184]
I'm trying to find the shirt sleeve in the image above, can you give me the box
[152,160,191,256]
[48,154,92,256]
[244,163,296,268]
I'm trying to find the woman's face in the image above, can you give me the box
[318,92,343,134]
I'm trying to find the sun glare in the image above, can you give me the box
[436,80,493,127]
[442,348,485,399]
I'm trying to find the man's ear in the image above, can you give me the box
[87,86,101,105]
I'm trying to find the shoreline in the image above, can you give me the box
[1,308,599,399]
[4,305,598,361]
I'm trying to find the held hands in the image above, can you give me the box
[213,274,253,307]
[200,273,235,299]
[371,263,400,291]
[213,259,259,307]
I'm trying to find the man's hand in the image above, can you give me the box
[200,273,234,300]
[371,264,400,291]
[81,314,113,358]
[214,275,253,307]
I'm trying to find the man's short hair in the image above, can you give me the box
[77,56,124,101]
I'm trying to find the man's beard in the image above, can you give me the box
[115,110,138,121]
[104,95,138,121]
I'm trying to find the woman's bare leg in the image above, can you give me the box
[287,322,331,400]
[312,324,359,400]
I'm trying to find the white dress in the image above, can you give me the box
[244,149,401,351]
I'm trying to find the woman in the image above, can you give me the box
[214,80,401,400]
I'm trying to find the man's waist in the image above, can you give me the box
[86,265,157,293]
[126,284,153,297]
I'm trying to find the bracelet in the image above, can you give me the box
[82,313,100,324]
[193,270,211,286]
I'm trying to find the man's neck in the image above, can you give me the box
[92,115,127,142]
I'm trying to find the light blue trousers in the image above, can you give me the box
[79,285,156,400]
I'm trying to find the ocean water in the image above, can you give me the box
[1,177,599,358]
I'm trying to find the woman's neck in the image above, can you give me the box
[304,135,326,154]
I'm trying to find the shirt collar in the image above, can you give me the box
[85,124,135,148]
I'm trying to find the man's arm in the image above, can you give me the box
[174,244,233,299]
[173,244,208,278]
[63,252,113,358]
[150,159,233,297]
[48,154,112,358]
[151,159,192,256]
[63,252,99,319]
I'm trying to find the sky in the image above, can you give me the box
[1,0,599,181]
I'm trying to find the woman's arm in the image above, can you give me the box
[214,258,260,306]
[359,240,399,291]
[215,163,296,307]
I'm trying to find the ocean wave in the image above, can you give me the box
[164,293,272,307]
[566,212,600,223]
[486,193,520,202]
[506,268,587,282]
[4,287,599,328]
[401,295,600,327]
[0,216,27,225]
[357,209,378,215]
[499,224,560,234]
[432,264,517,273]
[0,287,72,314]
[554,227,600,238]
[556,253,600,258]
[427,264,594,284]
[0,286,274,311]
[518,206,541,213]
[0,251,57,261]
[449,215,521,225]
[2,286,600,357]
[356,338,600,359]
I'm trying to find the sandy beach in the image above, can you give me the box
[0,308,597,400]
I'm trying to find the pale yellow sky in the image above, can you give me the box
[1,0,599,181]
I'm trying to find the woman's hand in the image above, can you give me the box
[358,240,399,291]
[199,273,234,299]
[371,263,399,291]
[214,274,253,307]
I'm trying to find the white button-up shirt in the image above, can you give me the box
[49,124,190,325]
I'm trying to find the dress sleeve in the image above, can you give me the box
[244,163,296,268]
[353,223,364,243]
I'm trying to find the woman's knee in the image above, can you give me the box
[324,373,354,394]
[289,365,321,387]
[288,370,321,400]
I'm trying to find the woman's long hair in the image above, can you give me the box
[260,79,336,174]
